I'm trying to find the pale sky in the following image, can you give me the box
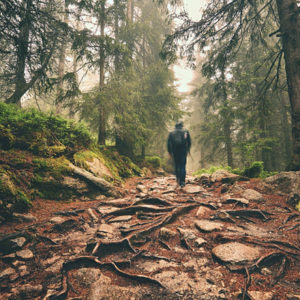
[173,0,207,93]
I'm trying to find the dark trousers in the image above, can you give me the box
[173,152,187,186]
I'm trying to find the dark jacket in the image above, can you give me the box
[167,127,191,157]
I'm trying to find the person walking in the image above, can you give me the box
[167,121,191,188]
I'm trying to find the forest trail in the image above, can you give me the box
[0,174,300,300]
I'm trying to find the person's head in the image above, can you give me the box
[175,121,183,129]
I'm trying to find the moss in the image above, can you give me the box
[33,156,71,180]
[0,172,31,213]
[296,201,300,212]
[73,150,100,169]
[145,156,161,169]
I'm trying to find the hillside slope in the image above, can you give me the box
[0,103,141,223]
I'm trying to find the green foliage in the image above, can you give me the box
[0,103,93,155]
[145,156,161,169]
[193,165,233,177]
[193,162,277,179]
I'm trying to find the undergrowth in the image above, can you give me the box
[193,161,277,179]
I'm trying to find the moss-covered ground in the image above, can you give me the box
[0,103,141,222]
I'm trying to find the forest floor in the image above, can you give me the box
[0,174,300,300]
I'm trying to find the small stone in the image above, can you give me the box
[177,227,197,240]
[11,236,27,248]
[212,242,261,265]
[16,249,34,260]
[136,184,147,193]
[195,237,207,247]
[261,267,272,275]
[50,216,66,224]
[0,267,16,279]
[195,220,224,232]
[19,265,29,277]
[183,185,205,194]
[196,206,213,217]
[97,223,115,235]
[242,189,264,202]
[12,213,37,222]
[159,227,177,240]
[248,291,274,300]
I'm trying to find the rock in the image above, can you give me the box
[210,170,241,183]
[84,157,113,180]
[262,171,300,194]
[0,267,16,280]
[223,195,249,206]
[73,268,101,287]
[88,275,142,300]
[11,236,27,249]
[0,233,30,254]
[195,220,224,232]
[97,223,116,238]
[19,265,30,277]
[12,213,37,222]
[248,291,274,300]
[50,216,66,224]
[108,215,132,223]
[212,242,261,265]
[45,259,64,274]
[159,227,177,240]
[242,189,264,202]
[136,184,148,193]
[16,249,34,260]
[196,206,213,217]
[261,267,272,275]
[195,237,207,247]
[63,176,89,192]
[183,185,205,194]
[197,173,211,186]
[177,227,197,240]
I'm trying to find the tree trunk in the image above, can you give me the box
[98,0,106,145]
[56,0,69,114]
[276,0,300,170]
[6,0,32,105]
[114,0,120,72]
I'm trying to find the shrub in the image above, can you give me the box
[145,156,161,169]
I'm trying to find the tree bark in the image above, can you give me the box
[276,0,300,170]
[56,0,69,114]
[6,0,32,105]
[98,0,106,145]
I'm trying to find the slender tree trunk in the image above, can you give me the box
[114,0,120,72]
[98,0,106,145]
[276,0,300,170]
[221,71,233,168]
[56,0,69,114]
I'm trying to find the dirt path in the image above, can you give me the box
[0,175,300,299]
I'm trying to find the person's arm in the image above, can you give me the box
[167,133,173,156]
[186,131,191,153]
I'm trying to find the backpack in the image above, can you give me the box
[172,129,187,148]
